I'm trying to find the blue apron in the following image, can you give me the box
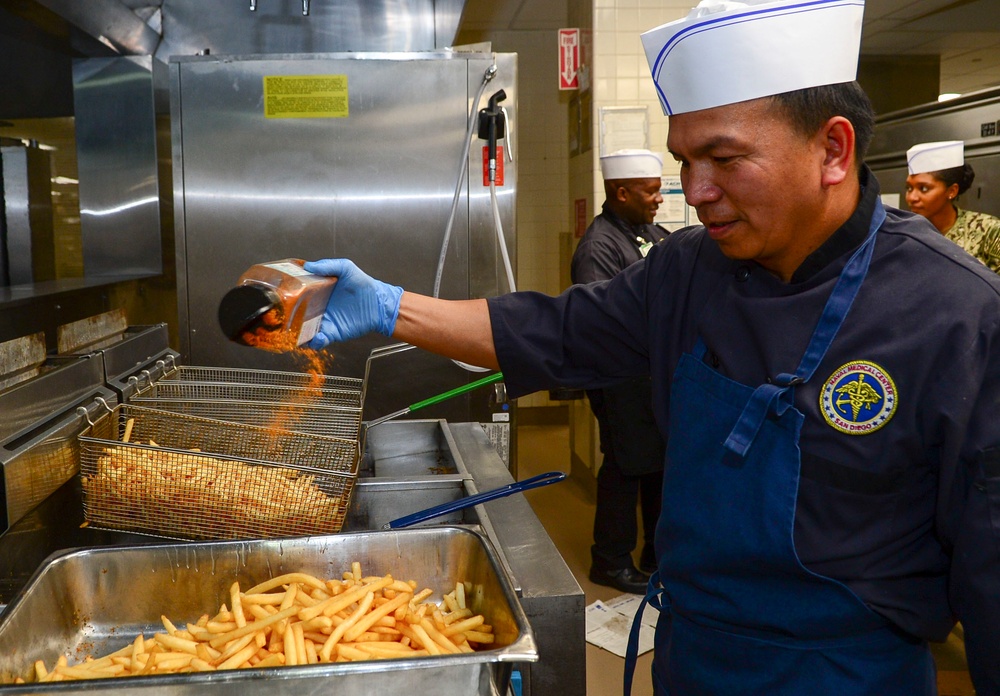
[624,201,937,695]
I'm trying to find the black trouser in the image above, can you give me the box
[591,445,663,570]
[588,386,665,572]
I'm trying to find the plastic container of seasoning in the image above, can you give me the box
[217,259,336,351]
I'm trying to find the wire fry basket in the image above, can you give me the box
[152,357,363,407]
[127,343,419,456]
[78,404,359,541]
[130,382,363,440]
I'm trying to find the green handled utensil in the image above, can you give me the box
[365,372,504,429]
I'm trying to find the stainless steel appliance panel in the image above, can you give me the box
[2,413,88,531]
[0,354,117,531]
[0,355,107,445]
[171,53,516,425]
[0,143,54,285]
[73,56,165,276]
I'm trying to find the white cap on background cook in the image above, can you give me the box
[906,141,965,175]
[640,0,865,115]
[600,149,664,180]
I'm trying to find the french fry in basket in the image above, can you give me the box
[121,418,134,443]
[14,562,497,683]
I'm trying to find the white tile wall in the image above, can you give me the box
[590,0,692,206]
[557,0,692,416]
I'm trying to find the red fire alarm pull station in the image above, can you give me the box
[483,146,505,186]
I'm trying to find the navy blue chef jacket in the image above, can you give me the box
[487,168,1000,692]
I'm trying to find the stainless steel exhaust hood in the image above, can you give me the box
[4,0,471,62]
[23,0,161,56]
[157,0,470,59]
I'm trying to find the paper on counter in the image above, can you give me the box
[585,594,658,658]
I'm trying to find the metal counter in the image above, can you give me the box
[0,420,584,696]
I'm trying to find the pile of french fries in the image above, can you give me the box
[17,563,494,683]
[81,418,343,539]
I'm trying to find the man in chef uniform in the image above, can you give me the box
[301,0,1000,692]
[573,148,668,594]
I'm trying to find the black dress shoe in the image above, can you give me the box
[589,565,650,594]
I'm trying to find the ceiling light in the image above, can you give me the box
[938,93,961,102]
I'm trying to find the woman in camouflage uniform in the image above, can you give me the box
[905,142,1000,271]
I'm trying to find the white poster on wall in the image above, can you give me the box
[599,106,648,156]
[656,176,690,231]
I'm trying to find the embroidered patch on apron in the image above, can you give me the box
[820,360,897,434]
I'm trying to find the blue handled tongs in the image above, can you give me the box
[381,471,567,530]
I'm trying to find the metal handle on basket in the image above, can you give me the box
[129,370,154,391]
[76,406,95,427]
[362,343,416,390]
[77,396,113,427]
[381,471,567,530]
[359,343,418,418]
[162,354,178,375]
[368,342,415,358]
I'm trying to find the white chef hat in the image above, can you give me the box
[906,141,964,175]
[641,0,865,116]
[600,149,664,180]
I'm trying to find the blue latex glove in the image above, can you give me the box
[303,259,403,350]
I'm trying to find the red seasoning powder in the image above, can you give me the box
[260,346,336,442]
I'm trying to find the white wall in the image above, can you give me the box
[589,0,692,205]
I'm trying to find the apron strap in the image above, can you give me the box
[723,379,799,456]
[724,200,887,457]
[623,572,667,696]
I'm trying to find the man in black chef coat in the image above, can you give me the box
[299,0,1000,692]
[572,148,668,594]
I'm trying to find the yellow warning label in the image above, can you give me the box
[263,75,349,119]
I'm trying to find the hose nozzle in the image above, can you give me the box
[478,90,508,181]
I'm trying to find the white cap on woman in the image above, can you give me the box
[906,141,964,175]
